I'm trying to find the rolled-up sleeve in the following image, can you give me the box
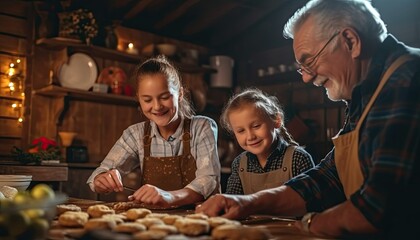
[86,124,142,192]
[186,117,220,198]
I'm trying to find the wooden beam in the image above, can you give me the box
[123,0,154,20]
[183,2,237,36]
[155,0,201,29]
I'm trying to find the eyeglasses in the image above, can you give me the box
[296,31,340,76]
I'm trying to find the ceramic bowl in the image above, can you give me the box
[0,180,31,191]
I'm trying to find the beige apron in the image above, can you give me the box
[333,55,412,199]
[239,145,296,194]
[141,119,196,191]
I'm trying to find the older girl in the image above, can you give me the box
[88,55,220,207]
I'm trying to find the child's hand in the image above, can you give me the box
[93,169,124,193]
[128,184,174,207]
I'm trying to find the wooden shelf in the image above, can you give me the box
[36,38,216,73]
[33,85,139,106]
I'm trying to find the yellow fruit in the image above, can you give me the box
[23,208,45,220]
[31,184,55,200]
[13,191,31,205]
[0,198,14,211]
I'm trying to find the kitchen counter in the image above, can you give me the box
[0,162,68,181]
[48,198,329,240]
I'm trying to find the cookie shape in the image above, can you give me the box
[149,224,178,234]
[133,230,168,240]
[212,224,271,240]
[146,213,170,219]
[174,218,210,236]
[162,215,183,225]
[101,213,127,224]
[87,204,115,218]
[56,204,82,215]
[185,213,209,221]
[135,217,165,228]
[126,208,152,220]
[58,211,89,227]
[114,222,147,233]
[84,218,117,231]
[207,216,241,229]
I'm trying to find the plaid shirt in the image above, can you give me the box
[87,116,220,198]
[226,138,314,194]
[286,35,420,229]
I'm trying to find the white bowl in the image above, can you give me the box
[0,180,31,191]
[0,175,32,180]
[157,44,177,56]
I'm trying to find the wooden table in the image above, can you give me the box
[0,162,68,190]
[48,198,330,240]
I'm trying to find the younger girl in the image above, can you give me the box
[87,55,220,207]
[221,88,314,194]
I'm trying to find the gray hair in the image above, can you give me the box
[283,0,387,44]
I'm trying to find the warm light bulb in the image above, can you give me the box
[128,43,134,49]
[8,82,14,87]
[16,59,21,64]
[12,103,17,108]
[8,68,15,76]
[18,117,23,123]
[21,92,25,97]
[9,63,15,68]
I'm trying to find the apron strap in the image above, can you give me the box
[356,55,414,131]
[143,121,152,157]
[282,145,296,178]
[181,118,192,155]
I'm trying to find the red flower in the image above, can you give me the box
[31,137,57,150]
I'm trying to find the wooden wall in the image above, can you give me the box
[0,1,32,160]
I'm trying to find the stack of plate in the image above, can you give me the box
[0,175,32,191]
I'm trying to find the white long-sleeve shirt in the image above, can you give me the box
[87,116,220,198]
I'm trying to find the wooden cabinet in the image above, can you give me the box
[29,38,215,164]
[61,163,97,200]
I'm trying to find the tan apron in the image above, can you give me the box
[239,145,296,194]
[333,55,412,199]
[141,119,197,191]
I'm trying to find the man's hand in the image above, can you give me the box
[195,194,255,220]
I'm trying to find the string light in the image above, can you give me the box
[1,58,25,124]
[8,62,15,76]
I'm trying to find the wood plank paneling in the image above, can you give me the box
[0,138,21,155]
[0,15,28,37]
[0,1,28,17]
[0,119,21,137]
[0,35,27,56]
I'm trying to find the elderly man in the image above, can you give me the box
[196,0,420,238]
